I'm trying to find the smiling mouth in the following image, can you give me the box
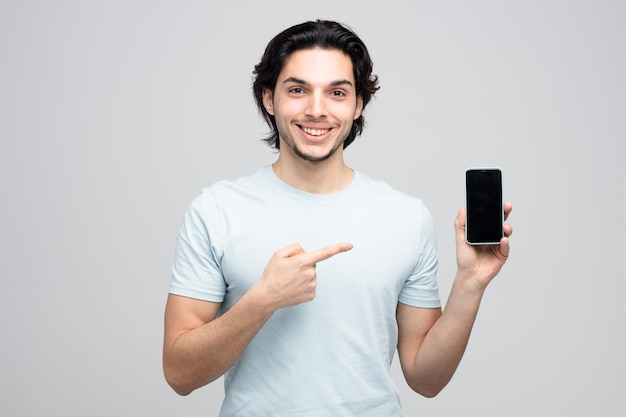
[300,126,331,136]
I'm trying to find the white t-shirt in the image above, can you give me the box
[170,166,440,417]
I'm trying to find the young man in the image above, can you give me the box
[163,20,513,416]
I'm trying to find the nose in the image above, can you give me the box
[304,91,327,119]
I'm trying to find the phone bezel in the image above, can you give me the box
[465,167,504,246]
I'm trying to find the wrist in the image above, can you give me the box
[453,270,489,296]
[243,283,280,317]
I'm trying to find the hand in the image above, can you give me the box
[455,202,513,289]
[257,242,353,309]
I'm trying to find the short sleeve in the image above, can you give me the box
[398,202,441,308]
[169,191,227,302]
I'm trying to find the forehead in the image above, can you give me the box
[278,48,355,84]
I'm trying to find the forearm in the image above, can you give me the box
[406,274,486,396]
[163,286,275,396]
[402,204,512,396]
[163,242,352,395]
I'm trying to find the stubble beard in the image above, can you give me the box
[280,122,348,163]
[287,137,344,162]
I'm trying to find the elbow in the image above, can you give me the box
[165,374,194,397]
[407,379,447,399]
[169,382,194,397]
[163,364,195,397]
[417,386,443,399]
[163,359,222,396]
[403,367,453,398]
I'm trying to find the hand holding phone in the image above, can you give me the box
[465,168,503,245]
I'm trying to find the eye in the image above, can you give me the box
[289,87,304,94]
[331,90,346,97]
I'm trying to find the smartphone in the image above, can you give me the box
[465,168,503,245]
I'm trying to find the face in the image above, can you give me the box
[262,48,364,163]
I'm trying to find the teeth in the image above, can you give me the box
[302,127,330,136]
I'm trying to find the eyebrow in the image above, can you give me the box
[282,77,354,88]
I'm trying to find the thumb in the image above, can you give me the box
[455,207,467,245]
[277,243,306,258]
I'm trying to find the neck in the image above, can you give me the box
[272,154,354,195]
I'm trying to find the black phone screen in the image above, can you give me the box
[465,168,503,245]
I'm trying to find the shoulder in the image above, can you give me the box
[190,167,273,208]
[355,171,429,211]
[353,171,435,238]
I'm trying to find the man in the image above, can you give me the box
[163,19,513,416]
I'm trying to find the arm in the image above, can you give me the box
[163,242,353,396]
[163,288,274,396]
[397,203,513,398]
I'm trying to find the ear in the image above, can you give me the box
[262,88,274,116]
[353,95,364,120]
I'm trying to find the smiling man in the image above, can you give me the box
[163,20,513,417]
[264,49,363,163]
[261,47,363,193]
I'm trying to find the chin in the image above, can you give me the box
[293,139,345,162]
[293,146,337,162]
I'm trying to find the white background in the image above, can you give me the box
[1,0,624,415]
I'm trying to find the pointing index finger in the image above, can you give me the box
[307,242,353,265]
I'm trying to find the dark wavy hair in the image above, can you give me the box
[253,20,380,150]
